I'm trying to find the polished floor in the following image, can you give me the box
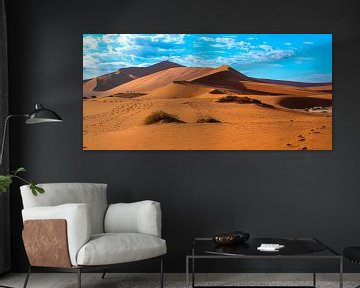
[0,273,359,288]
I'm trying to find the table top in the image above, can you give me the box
[189,237,340,258]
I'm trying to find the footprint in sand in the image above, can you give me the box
[298,135,306,142]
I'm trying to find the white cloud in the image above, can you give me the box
[116,34,139,50]
[96,61,133,67]
[258,44,273,51]
[284,42,292,46]
[102,34,118,44]
[238,41,249,46]
[247,37,257,40]
[83,36,99,50]
[150,34,186,44]
[83,54,99,68]
[247,49,294,62]
[303,41,314,45]
[200,36,239,49]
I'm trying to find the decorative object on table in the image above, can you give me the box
[212,230,250,245]
[257,243,285,252]
[0,103,63,194]
[20,183,166,288]
[213,233,238,245]
[83,34,332,151]
[233,230,250,242]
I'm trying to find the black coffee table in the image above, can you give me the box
[186,237,342,288]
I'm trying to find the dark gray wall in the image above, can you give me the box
[5,0,360,273]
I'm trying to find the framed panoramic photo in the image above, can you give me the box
[83,34,332,150]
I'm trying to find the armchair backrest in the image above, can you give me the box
[20,183,108,234]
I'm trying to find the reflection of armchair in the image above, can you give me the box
[20,183,166,288]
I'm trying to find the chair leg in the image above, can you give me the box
[160,257,164,288]
[77,269,81,288]
[101,270,107,279]
[23,266,31,288]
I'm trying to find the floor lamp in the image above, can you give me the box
[0,103,63,288]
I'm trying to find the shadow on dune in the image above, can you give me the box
[278,97,332,109]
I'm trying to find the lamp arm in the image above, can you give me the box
[0,114,28,169]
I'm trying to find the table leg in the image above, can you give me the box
[186,257,189,288]
[192,257,195,288]
[339,257,343,288]
[313,254,316,287]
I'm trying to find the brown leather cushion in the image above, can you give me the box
[23,219,72,268]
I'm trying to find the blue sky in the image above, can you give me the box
[83,34,332,83]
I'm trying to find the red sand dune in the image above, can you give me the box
[83,60,183,97]
[119,60,184,78]
[83,61,332,120]
[95,66,214,97]
[240,81,329,97]
[83,78,97,98]
[83,62,332,100]
[189,65,251,92]
[144,82,216,99]
[257,78,332,88]
[94,71,136,91]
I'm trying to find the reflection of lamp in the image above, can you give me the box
[0,104,62,288]
[0,103,63,168]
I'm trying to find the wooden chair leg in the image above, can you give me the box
[77,269,81,288]
[22,266,31,288]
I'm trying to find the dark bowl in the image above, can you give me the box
[212,234,237,245]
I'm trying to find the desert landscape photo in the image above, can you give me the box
[83,34,332,150]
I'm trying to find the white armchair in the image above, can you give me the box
[20,183,166,288]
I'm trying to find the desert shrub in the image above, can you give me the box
[144,111,184,125]
[217,96,273,108]
[217,96,259,104]
[91,95,97,99]
[196,116,221,123]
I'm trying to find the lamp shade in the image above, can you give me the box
[25,104,63,124]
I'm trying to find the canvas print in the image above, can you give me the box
[83,34,332,150]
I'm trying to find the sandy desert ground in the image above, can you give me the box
[83,61,332,150]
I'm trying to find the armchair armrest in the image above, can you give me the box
[104,200,162,237]
[22,203,91,266]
